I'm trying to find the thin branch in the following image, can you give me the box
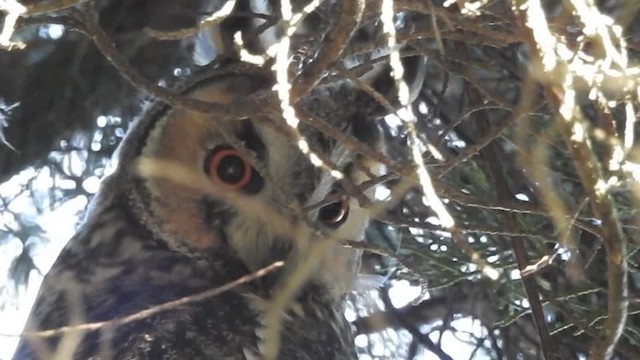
[144,0,237,40]
[511,1,629,358]
[7,261,284,339]
[79,3,268,117]
[290,0,365,100]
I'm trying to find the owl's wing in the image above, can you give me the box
[12,239,261,359]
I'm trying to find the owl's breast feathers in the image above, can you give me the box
[13,191,356,359]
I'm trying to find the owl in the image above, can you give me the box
[10,50,429,358]
[11,0,427,354]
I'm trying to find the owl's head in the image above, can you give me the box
[102,60,420,298]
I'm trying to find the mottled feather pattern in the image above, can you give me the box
[14,188,260,359]
[14,196,357,359]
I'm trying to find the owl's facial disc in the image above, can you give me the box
[134,75,371,295]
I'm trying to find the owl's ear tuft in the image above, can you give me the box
[301,53,426,129]
[362,54,428,114]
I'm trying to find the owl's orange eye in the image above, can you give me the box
[207,147,253,190]
[318,196,350,227]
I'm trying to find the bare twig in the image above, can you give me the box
[290,0,365,100]
[144,0,236,40]
[510,1,629,358]
[8,261,284,339]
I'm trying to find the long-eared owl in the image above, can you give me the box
[12,2,425,358]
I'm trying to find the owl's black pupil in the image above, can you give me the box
[217,155,247,184]
[318,202,342,222]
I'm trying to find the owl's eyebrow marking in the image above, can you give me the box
[236,119,266,162]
